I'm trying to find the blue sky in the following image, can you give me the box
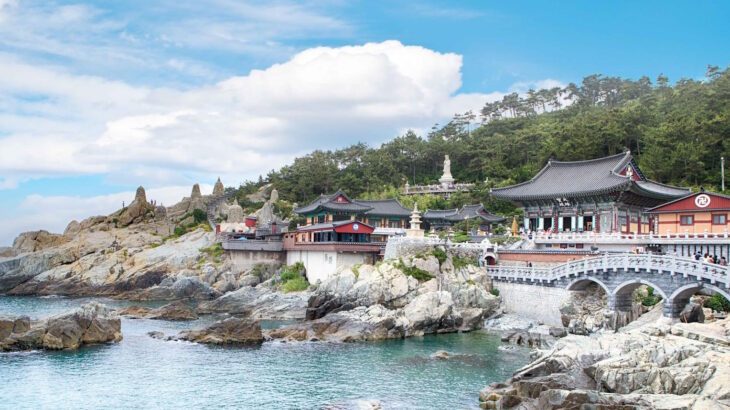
[0,0,728,245]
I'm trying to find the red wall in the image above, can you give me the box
[334,222,374,234]
[650,193,730,213]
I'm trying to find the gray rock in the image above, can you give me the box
[176,318,263,345]
[0,302,122,351]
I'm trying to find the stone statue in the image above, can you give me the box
[439,155,455,186]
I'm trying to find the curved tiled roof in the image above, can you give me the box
[294,190,372,214]
[359,199,411,217]
[491,151,689,201]
[424,205,505,224]
[294,192,412,217]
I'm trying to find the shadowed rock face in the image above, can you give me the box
[0,302,122,351]
[175,318,263,345]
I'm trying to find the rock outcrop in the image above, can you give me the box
[479,318,730,409]
[0,302,122,351]
[484,314,567,349]
[12,230,68,254]
[197,283,309,320]
[117,301,198,321]
[267,255,498,342]
[119,186,154,226]
[175,318,263,345]
[3,228,220,299]
[212,178,225,196]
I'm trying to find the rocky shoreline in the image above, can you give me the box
[479,313,730,409]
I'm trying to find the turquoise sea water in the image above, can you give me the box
[0,296,529,409]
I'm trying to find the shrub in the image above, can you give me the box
[278,263,309,292]
[452,233,470,243]
[200,243,224,260]
[432,248,447,265]
[395,260,433,282]
[452,255,474,270]
[281,276,309,293]
[173,226,186,237]
[192,208,207,224]
[705,293,730,312]
[490,288,500,297]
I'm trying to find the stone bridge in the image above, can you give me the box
[486,253,730,320]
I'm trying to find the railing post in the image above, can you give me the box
[624,253,629,272]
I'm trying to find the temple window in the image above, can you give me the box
[680,215,694,226]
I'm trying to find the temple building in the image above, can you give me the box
[646,191,730,235]
[403,155,475,198]
[423,204,505,232]
[491,151,690,234]
[284,191,412,282]
[293,191,411,228]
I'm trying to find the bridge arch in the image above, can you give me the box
[669,283,730,303]
[566,277,610,295]
[612,279,669,300]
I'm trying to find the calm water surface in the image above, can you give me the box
[0,296,529,409]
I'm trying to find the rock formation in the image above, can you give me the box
[226,204,244,223]
[12,230,68,254]
[119,186,155,226]
[213,178,225,196]
[117,301,198,321]
[267,255,498,342]
[198,281,309,319]
[175,318,263,345]
[0,302,122,351]
[191,183,202,199]
[479,318,730,409]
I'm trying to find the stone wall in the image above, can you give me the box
[227,250,285,270]
[494,282,571,326]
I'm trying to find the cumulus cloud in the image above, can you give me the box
[0,40,504,189]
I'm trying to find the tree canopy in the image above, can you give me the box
[242,66,730,216]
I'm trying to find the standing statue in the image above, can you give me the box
[439,154,455,186]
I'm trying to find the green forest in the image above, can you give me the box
[236,65,730,217]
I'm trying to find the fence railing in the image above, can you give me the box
[531,230,730,243]
[486,253,730,288]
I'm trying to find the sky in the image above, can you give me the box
[0,0,728,245]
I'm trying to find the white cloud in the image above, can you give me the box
[0,185,213,245]
[0,40,502,187]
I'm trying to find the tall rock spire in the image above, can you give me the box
[213,178,225,196]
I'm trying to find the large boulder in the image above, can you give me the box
[12,230,68,254]
[176,318,263,345]
[680,302,705,324]
[0,302,122,351]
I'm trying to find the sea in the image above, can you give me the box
[0,296,530,409]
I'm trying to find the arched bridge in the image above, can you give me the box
[486,253,730,319]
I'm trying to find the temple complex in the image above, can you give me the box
[403,155,475,198]
[492,151,690,234]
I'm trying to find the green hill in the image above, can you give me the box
[239,66,730,217]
